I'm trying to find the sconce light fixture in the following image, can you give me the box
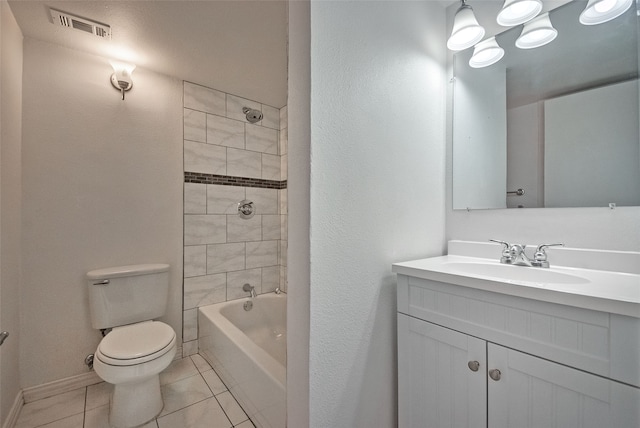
[110,61,135,100]
[515,12,557,49]
[579,0,633,25]
[496,0,543,26]
[469,37,505,68]
[447,0,485,51]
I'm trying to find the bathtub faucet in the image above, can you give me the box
[243,283,257,298]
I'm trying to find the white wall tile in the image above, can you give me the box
[184,82,225,115]
[281,215,288,241]
[281,153,288,180]
[184,140,226,175]
[279,240,288,266]
[227,148,261,178]
[246,125,278,155]
[182,340,198,357]
[227,268,262,300]
[227,95,261,122]
[247,187,279,214]
[279,189,288,215]
[262,154,281,181]
[279,105,288,130]
[184,109,206,142]
[261,104,280,130]
[183,308,198,342]
[262,215,281,240]
[184,274,227,309]
[227,215,262,242]
[206,114,245,149]
[246,240,278,269]
[262,266,280,293]
[207,242,245,274]
[279,126,288,155]
[207,184,245,214]
[184,245,207,278]
[184,215,226,245]
[184,183,207,214]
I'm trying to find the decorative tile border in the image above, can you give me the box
[184,172,287,189]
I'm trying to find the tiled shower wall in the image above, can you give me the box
[182,82,288,356]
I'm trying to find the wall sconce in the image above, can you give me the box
[515,12,557,49]
[110,61,135,100]
[579,0,633,25]
[469,37,505,68]
[447,0,485,51]
[496,0,543,26]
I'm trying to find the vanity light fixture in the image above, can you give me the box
[469,37,505,68]
[579,0,633,25]
[496,0,543,26]
[447,0,485,51]
[110,61,136,100]
[515,12,557,49]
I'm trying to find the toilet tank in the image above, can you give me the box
[87,264,170,329]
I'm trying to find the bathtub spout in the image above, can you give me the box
[243,283,256,298]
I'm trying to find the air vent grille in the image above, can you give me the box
[49,8,111,40]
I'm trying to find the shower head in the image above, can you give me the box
[242,107,263,124]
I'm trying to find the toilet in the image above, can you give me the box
[87,264,176,428]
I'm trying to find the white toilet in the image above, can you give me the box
[87,264,177,428]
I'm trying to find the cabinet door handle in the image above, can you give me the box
[468,360,480,372]
[488,369,501,381]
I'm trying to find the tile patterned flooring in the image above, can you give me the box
[15,354,255,428]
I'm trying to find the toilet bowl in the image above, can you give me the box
[93,321,177,428]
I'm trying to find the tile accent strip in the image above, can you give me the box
[184,171,287,189]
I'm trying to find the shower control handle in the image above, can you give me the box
[0,331,9,346]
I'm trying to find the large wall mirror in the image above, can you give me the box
[452,0,639,210]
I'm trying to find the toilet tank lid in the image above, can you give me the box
[87,264,170,280]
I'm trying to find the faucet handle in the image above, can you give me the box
[489,239,511,253]
[534,243,564,260]
[489,239,513,263]
[533,243,564,267]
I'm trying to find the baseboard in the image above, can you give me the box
[1,390,23,428]
[22,371,102,404]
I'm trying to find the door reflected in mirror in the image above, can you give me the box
[452,0,639,210]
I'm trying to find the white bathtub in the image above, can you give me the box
[198,293,286,428]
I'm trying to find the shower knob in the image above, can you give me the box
[238,200,255,219]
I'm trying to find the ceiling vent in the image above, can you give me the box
[49,8,111,40]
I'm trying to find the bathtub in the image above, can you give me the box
[198,293,286,428]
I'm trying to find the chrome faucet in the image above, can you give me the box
[490,240,564,268]
[243,283,256,298]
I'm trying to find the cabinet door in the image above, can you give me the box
[488,343,640,428]
[398,314,486,428]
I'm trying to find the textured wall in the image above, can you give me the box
[308,1,447,426]
[20,39,183,387]
[1,1,23,423]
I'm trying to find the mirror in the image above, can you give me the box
[452,0,640,210]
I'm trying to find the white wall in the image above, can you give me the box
[306,1,447,426]
[286,1,311,426]
[20,39,183,387]
[0,1,23,423]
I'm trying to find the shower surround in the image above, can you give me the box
[182,82,288,356]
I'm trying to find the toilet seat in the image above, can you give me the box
[96,321,176,366]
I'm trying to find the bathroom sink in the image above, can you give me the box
[442,261,590,285]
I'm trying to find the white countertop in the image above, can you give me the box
[393,255,640,318]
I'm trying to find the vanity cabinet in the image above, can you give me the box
[397,275,640,428]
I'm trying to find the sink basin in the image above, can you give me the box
[443,262,590,285]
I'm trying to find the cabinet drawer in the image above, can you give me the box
[397,274,640,387]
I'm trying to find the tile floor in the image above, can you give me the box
[15,354,255,428]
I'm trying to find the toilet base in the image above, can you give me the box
[109,375,163,428]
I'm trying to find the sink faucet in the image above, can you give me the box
[489,240,564,268]
[243,283,256,298]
